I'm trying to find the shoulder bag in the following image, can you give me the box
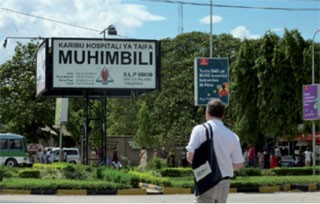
[191,122,223,196]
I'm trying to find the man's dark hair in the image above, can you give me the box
[206,99,225,118]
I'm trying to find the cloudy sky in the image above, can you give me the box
[0,0,319,64]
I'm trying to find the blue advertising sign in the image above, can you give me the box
[194,58,229,106]
[303,84,320,121]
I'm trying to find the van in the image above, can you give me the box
[50,147,80,164]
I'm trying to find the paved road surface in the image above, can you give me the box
[1,192,319,203]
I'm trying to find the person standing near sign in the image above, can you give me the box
[186,99,244,203]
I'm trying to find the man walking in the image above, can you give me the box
[186,99,244,203]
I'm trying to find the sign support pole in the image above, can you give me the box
[311,29,320,175]
[209,0,213,58]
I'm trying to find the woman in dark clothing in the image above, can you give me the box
[263,148,270,169]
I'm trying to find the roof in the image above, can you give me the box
[0,133,25,139]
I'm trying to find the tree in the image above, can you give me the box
[231,39,261,144]
[0,42,55,142]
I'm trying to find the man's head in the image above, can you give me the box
[206,99,225,120]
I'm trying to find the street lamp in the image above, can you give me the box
[100,25,117,39]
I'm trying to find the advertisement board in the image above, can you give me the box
[36,39,48,97]
[303,84,320,120]
[194,58,229,106]
[52,38,159,90]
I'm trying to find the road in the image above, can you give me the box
[0,192,319,203]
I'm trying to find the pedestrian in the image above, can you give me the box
[263,148,270,169]
[257,151,264,169]
[63,151,68,162]
[270,153,277,168]
[180,148,188,167]
[46,150,53,164]
[247,144,256,167]
[243,147,249,167]
[274,146,282,167]
[153,149,158,159]
[42,149,48,164]
[160,147,168,159]
[36,149,43,163]
[186,99,244,203]
[298,149,305,167]
[304,148,312,166]
[138,147,148,171]
[111,145,122,169]
[167,148,175,167]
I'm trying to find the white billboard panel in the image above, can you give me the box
[36,40,47,96]
[52,38,158,89]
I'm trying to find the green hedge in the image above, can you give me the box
[18,169,40,178]
[129,171,172,187]
[0,178,129,190]
[234,168,262,177]
[271,167,320,176]
[103,168,140,188]
[160,167,193,177]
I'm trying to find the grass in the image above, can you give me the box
[170,175,320,188]
[2,175,318,190]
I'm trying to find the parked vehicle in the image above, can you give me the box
[0,133,32,167]
[50,147,80,164]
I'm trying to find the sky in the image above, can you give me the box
[0,0,319,65]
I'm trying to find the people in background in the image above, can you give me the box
[257,151,264,169]
[167,148,175,167]
[112,145,122,169]
[139,147,148,171]
[263,148,270,169]
[247,144,256,167]
[153,149,158,159]
[304,148,312,167]
[298,149,305,167]
[274,146,282,167]
[180,148,188,167]
[37,149,44,163]
[160,147,168,159]
[270,153,277,169]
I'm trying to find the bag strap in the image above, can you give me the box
[202,123,213,140]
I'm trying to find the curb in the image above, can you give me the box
[0,184,319,195]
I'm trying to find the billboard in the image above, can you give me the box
[303,84,320,120]
[194,58,229,106]
[36,39,49,97]
[52,38,159,90]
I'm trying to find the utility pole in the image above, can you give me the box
[210,0,213,58]
[178,3,183,34]
[311,29,320,175]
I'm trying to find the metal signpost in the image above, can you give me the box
[303,29,320,175]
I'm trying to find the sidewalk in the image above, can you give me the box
[1,192,319,203]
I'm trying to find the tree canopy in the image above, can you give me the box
[0,30,318,149]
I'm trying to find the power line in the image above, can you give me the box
[141,0,320,11]
[0,7,101,33]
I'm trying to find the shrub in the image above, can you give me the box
[0,165,18,179]
[271,167,320,176]
[147,158,163,170]
[234,168,262,177]
[160,167,193,177]
[18,169,40,178]
[104,168,140,188]
[96,167,105,179]
[129,170,172,187]
[61,164,96,180]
